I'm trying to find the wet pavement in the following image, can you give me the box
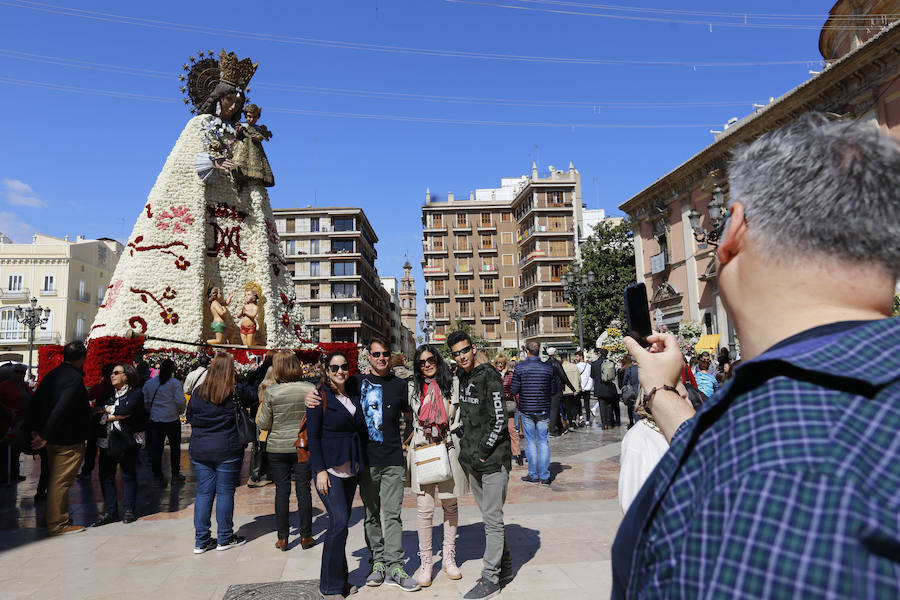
[1,419,628,599]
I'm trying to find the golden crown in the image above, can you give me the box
[218,50,257,89]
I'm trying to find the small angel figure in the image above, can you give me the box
[207,286,235,345]
[238,288,259,347]
[232,103,274,187]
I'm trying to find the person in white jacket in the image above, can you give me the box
[575,351,594,426]
[617,414,668,513]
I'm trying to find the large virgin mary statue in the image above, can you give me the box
[89,50,303,349]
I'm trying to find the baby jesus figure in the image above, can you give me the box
[232,103,274,187]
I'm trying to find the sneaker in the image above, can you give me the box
[91,512,120,527]
[365,561,386,587]
[540,479,551,486]
[194,538,218,554]
[463,577,501,599]
[246,479,268,488]
[384,566,420,592]
[122,511,137,524]
[521,475,539,483]
[52,524,86,536]
[216,535,247,551]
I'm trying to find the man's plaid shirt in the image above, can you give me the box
[623,318,900,599]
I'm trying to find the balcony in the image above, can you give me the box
[455,288,474,298]
[424,245,448,256]
[424,288,449,299]
[480,287,499,297]
[452,222,471,232]
[423,222,447,233]
[477,245,498,255]
[39,288,57,297]
[480,312,501,321]
[77,291,91,304]
[1,288,29,300]
[433,314,450,323]
[478,264,499,276]
[456,267,474,277]
[458,312,476,321]
[331,312,360,323]
[477,222,496,232]
[423,266,449,278]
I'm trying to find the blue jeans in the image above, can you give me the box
[317,473,358,595]
[192,455,242,547]
[521,412,550,481]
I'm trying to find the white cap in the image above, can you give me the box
[546,347,557,356]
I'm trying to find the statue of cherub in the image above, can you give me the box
[238,284,260,347]
[232,103,274,187]
[207,286,235,345]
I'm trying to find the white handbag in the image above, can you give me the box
[414,441,452,485]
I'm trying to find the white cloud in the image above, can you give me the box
[0,211,34,243]
[2,178,45,208]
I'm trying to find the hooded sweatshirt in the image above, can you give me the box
[457,362,511,474]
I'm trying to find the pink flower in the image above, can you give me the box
[155,205,194,234]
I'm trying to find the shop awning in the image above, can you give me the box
[695,334,721,355]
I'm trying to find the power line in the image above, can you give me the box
[0,0,822,66]
[483,1,900,21]
[0,48,760,110]
[445,0,898,30]
[0,75,721,129]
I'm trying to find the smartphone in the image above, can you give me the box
[624,282,652,348]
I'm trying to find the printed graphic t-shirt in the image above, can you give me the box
[355,373,410,467]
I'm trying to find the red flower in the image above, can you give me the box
[162,286,177,300]
[174,256,190,270]
[160,308,179,325]
[281,313,290,326]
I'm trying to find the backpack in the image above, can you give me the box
[600,359,616,383]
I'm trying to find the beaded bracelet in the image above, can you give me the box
[644,385,683,406]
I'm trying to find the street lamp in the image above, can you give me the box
[503,294,525,356]
[15,296,50,378]
[562,265,596,352]
[418,312,434,343]
[687,185,728,247]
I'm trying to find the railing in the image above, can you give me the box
[36,330,61,344]
[1,287,29,299]
[479,263,497,272]
[39,288,56,296]
[481,287,499,295]
[456,288,473,296]
[77,291,91,303]
[331,292,357,300]
[0,330,27,341]
[332,313,360,322]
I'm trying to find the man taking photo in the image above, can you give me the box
[613,114,900,599]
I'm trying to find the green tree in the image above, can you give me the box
[575,219,637,348]
[433,317,488,360]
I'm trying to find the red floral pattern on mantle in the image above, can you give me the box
[207,223,247,261]
[129,316,148,333]
[207,203,248,222]
[127,235,191,271]
[129,287,179,325]
[155,205,194,234]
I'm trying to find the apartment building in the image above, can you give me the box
[0,234,124,356]
[421,163,582,351]
[273,208,389,345]
[513,163,582,347]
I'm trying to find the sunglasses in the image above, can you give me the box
[328,363,350,373]
[421,356,437,366]
[111,370,125,376]
[450,345,472,358]
[370,351,389,358]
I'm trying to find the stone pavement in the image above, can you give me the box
[0,422,626,600]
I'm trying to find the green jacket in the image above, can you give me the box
[256,381,314,453]
[457,363,511,474]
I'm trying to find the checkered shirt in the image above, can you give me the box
[625,318,900,599]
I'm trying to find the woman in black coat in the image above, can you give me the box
[307,351,367,599]
[92,363,146,526]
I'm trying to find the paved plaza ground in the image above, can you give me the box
[1,424,626,600]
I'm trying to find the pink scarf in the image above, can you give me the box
[418,379,449,440]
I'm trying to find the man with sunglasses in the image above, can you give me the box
[448,331,512,599]
[306,336,419,592]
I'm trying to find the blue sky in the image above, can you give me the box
[1,1,830,330]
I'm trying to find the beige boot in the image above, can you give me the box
[416,550,434,587]
[441,499,462,580]
[416,493,434,587]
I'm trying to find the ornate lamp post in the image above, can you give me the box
[687,185,728,247]
[563,265,596,352]
[503,294,526,356]
[15,296,50,378]
[418,312,434,343]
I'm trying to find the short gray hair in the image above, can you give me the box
[728,113,900,278]
[525,340,540,356]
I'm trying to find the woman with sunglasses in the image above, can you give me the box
[92,363,146,526]
[407,344,467,587]
[307,351,367,600]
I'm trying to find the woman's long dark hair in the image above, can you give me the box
[319,351,358,396]
[159,358,175,385]
[413,344,453,399]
